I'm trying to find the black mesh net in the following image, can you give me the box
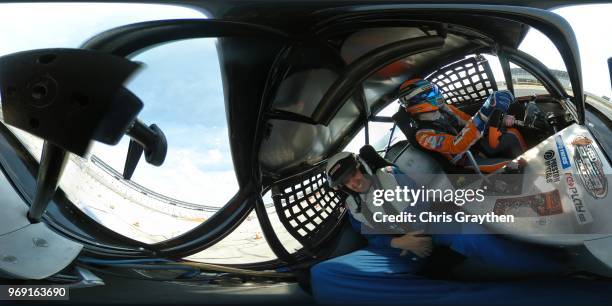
[271,165,347,250]
[427,56,498,105]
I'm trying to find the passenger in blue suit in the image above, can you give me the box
[309,151,600,304]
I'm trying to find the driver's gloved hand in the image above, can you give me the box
[472,90,515,132]
[480,90,515,118]
[503,114,516,127]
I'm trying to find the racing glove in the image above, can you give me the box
[473,90,515,132]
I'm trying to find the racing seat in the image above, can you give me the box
[359,144,393,169]
[389,109,491,189]
[390,108,521,188]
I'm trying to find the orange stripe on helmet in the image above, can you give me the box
[406,102,439,114]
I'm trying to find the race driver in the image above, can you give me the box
[310,151,572,304]
[397,78,526,173]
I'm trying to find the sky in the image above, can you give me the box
[522,4,611,98]
[0,3,239,206]
[0,2,610,209]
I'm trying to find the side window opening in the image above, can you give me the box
[54,37,240,244]
[343,128,366,154]
[517,28,569,94]
[0,4,247,252]
[553,4,612,100]
[484,53,554,97]
[263,189,303,254]
[508,62,555,96]
[343,101,406,155]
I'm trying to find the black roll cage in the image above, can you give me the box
[0,3,587,272]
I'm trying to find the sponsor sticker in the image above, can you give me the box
[493,189,563,217]
[572,136,608,199]
[543,150,560,183]
[571,136,592,146]
[544,150,555,161]
[555,135,571,169]
[564,173,593,224]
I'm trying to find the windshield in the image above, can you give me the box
[517,4,612,101]
[558,4,611,100]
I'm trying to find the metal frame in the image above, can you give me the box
[0,122,153,258]
[503,47,568,99]
[426,55,498,106]
[80,19,291,57]
[253,39,349,261]
[0,1,592,270]
[311,35,445,125]
[497,48,516,96]
[270,165,347,252]
[80,19,292,259]
[0,18,292,261]
[309,4,585,123]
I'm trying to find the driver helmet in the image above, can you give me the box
[398,78,445,115]
[326,152,361,189]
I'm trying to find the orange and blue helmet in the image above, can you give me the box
[398,78,445,114]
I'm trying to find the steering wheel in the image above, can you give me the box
[491,95,550,133]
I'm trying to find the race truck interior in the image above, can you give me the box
[0,0,611,304]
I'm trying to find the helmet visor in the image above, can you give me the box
[400,85,440,106]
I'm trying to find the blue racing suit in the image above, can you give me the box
[310,167,584,304]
